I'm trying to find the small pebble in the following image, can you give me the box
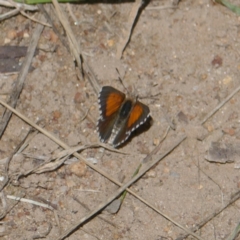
[74,92,85,103]
[52,110,62,120]
[7,29,17,40]
[68,161,87,178]
[211,55,223,68]
[222,128,235,136]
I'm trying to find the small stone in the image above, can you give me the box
[49,30,58,43]
[222,75,232,85]
[146,170,156,178]
[107,39,115,47]
[52,110,62,120]
[68,161,87,178]
[74,92,85,103]
[153,138,160,146]
[222,128,235,136]
[177,111,189,124]
[7,29,17,40]
[211,55,223,68]
[206,124,214,132]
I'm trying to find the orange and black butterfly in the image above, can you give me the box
[97,86,150,147]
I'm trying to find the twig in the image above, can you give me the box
[201,84,240,124]
[146,5,178,10]
[19,10,51,27]
[0,8,19,21]
[66,3,78,25]
[73,196,117,227]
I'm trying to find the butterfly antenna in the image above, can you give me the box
[116,68,129,94]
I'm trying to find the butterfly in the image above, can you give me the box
[97,86,150,147]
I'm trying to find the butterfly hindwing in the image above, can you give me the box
[126,101,150,133]
[97,86,125,143]
[97,113,117,143]
[112,101,150,147]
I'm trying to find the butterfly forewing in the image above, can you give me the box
[98,86,125,120]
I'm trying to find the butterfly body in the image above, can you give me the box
[97,86,150,148]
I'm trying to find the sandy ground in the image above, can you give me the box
[1,0,240,239]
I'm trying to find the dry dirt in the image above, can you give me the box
[1,0,240,239]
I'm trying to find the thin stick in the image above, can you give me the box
[51,0,82,75]
[176,190,240,240]
[0,9,19,21]
[116,0,142,59]
[146,5,178,10]
[2,82,240,238]
[19,10,51,27]
[57,135,205,240]
[0,100,201,239]
[0,13,44,138]
[201,84,240,124]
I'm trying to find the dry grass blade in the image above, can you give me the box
[7,195,55,210]
[2,81,240,239]
[38,4,70,52]
[57,135,206,240]
[1,84,239,239]
[0,0,38,11]
[0,100,202,240]
[116,0,142,59]
[73,196,117,228]
[0,192,25,220]
[0,99,128,187]
[0,126,33,194]
[201,84,240,124]
[146,5,178,10]
[0,8,19,21]
[0,13,44,138]
[226,220,240,240]
[51,0,100,94]
[176,190,240,240]
[51,0,81,68]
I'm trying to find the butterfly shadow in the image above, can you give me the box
[118,116,153,148]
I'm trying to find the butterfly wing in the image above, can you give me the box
[112,100,150,147]
[97,86,125,143]
[126,101,150,132]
